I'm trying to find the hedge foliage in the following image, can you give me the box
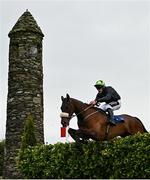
[17,133,150,179]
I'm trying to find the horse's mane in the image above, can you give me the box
[71,98,84,105]
[71,98,106,116]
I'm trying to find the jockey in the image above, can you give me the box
[90,80,121,125]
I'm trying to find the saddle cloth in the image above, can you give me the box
[113,115,124,123]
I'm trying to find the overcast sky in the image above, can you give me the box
[0,0,150,144]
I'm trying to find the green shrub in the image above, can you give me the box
[20,114,37,151]
[17,133,150,179]
[107,133,150,178]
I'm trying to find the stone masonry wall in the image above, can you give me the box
[4,11,44,178]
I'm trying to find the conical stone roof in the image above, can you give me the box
[8,10,44,37]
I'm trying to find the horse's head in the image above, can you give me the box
[60,94,74,127]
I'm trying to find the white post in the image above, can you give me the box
[66,126,70,142]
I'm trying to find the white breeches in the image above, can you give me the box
[99,100,121,111]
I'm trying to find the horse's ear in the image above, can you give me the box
[61,96,64,101]
[66,93,70,101]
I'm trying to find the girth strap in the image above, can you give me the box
[105,124,110,140]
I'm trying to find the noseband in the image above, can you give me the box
[60,112,70,118]
[60,112,75,127]
[60,112,75,120]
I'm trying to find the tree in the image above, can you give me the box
[20,114,37,151]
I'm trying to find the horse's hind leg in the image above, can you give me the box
[124,116,147,136]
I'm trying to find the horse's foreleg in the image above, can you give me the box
[68,128,89,143]
[68,128,78,142]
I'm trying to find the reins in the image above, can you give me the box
[83,110,99,120]
[70,104,95,119]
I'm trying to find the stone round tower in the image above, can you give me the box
[4,10,44,178]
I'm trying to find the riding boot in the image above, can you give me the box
[107,108,116,125]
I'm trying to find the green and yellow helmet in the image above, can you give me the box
[94,80,105,88]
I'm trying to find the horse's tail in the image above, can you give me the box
[135,117,148,133]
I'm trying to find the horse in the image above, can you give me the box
[60,94,148,143]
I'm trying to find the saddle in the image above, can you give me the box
[113,115,124,123]
[96,107,124,124]
[105,114,124,140]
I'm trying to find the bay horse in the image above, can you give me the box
[60,94,147,143]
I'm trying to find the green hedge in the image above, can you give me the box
[17,133,150,179]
